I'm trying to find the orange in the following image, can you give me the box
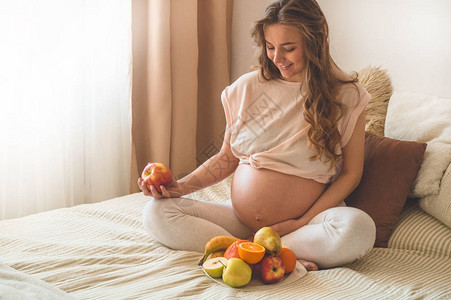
[238,242,265,264]
[278,247,297,273]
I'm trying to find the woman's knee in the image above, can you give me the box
[142,198,173,239]
[343,207,376,250]
[319,207,376,267]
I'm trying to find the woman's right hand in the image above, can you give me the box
[138,128,238,199]
[138,177,184,199]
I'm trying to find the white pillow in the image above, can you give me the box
[420,163,451,228]
[384,91,451,198]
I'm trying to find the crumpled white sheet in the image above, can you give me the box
[0,262,74,300]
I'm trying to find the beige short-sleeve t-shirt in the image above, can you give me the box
[221,71,370,184]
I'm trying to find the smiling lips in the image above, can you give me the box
[278,63,293,71]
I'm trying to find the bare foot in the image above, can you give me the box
[299,259,318,271]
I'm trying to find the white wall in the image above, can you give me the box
[231,0,451,98]
[231,0,272,82]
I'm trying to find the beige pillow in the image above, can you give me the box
[420,163,451,228]
[385,91,451,228]
[358,66,393,136]
[385,91,451,197]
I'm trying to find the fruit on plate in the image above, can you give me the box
[238,242,265,264]
[141,162,173,193]
[278,247,297,273]
[198,235,240,265]
[224,240,248,260]
[202,257,228,278]
[254,255,285,284]
[222,258,252,288]
[253,227,282,256]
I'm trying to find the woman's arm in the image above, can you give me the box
[138,128,239,198]
[177,129,239,195]
[271,111,366,236]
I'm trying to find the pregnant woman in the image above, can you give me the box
[138,0,375,270]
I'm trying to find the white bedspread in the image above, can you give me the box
[0,177,450,299]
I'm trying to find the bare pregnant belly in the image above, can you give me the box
[231,164,327,232]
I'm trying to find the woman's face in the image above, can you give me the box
[263,24,305,82]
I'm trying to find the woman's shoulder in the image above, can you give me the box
[224,70,263,98]
[230,70,260,87]
[335,81,370,107]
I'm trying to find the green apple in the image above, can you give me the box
[222,258,252,288]
[203,257,228,278]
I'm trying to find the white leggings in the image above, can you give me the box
[142,197,376,268]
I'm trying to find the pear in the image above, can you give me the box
[253,227,282,256]
[203,257,228,278]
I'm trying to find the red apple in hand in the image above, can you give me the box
[141,162,173,193]
[224,240,248,260]
[255,255,285,284]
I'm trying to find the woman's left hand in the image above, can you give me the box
[270,218,307,237]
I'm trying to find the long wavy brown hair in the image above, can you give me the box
[250,0,357,168]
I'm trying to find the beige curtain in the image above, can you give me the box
[130,0,233,192]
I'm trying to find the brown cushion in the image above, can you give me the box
[345,132,426,247]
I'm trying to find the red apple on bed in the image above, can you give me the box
[224,240,248,260]
[255,255,285,284]
[141,162,173,193]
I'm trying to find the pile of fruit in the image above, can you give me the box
[198,227,297,288]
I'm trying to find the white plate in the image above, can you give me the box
[201,260,308,290]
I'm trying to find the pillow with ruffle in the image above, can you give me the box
[358,66,393,136]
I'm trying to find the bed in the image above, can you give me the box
[4,0,451,297]
[2,63,451,298]
[1,169,451,299]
